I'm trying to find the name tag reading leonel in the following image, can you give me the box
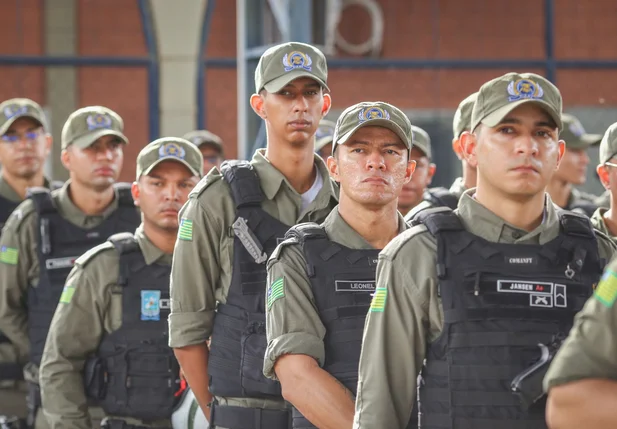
[335,280,376,292]
[45,256,79,270]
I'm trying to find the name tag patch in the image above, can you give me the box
[141,290,161,321]
[45,256,78,270]
[335,280,376,292]
[505,256,537,265]
[496,280,567,308]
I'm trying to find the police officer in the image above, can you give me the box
[595,189,610,209]
[314,119,336,159]
[546,113,601,216]
[0,98,57,422]
[0,105,140,429]
[38,138,203,429]
[544,261,617,428]
[264,102,413,429]
[169,42,339,429]
[589,122,617,242]
[449,92,478,200]
[182,130,225,174]
[351,72,616,429]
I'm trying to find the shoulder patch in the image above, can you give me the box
[267,236,300,267]
[74,241,116,268]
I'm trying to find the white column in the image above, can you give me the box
[150,0,207,137]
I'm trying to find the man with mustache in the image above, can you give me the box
[169,42,338,429]
[0,98,57,424]
[264,102,414,429]
[0,106,140,429]
[352,72,616,429]
[547,113,601,216]
[38,138,203,429]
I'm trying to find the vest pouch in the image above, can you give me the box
[83,356,107,400]
[239,320,281,397]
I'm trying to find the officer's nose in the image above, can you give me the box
[366,151,386,170]
[516,134,539,156]
[293,96,309,113]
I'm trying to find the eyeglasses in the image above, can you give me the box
[604,162,617,169]
[1,129,43,143]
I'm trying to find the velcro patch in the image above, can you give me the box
[0,246,18,265]
[267,277,285,309]
[59,285,76,304]
[178,218,193,241]
[369,287,387,312]
[335,280,376,292]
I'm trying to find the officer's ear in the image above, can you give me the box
[327,150,340,181]
[44,134,52,158]
[452,136,464,161]
[426,163,436,185]
[597,164,611,189]
[554,139,566,171]
[131,181,141,207]
[460,130,478,168]
[60,148,71,170]
[250,92,266,119]
[321,93,332,117]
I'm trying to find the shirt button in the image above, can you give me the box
[512,231,522,239]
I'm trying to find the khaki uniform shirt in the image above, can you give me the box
[169,149,338,411]
[352,191,616,429]
[39,225,172,429]
[591,208,617,243]
[264,208,407,379]
[543,257,617,390]
[0,181,121,367]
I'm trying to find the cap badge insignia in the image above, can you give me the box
[4,105,28,120]
[159,142,186,160]
[358,107,391,123]
[86,114,113,130]
[507,79,544,102]
[283,51,312,72]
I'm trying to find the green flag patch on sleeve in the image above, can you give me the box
[59,285,76,304]
[178,218,193,241]
[370,287,388,312]
[0,246,18,265]
[267,277,285,310]
[595,270,617,308]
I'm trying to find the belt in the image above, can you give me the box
[102,419,170,429]
[211,403,290,429]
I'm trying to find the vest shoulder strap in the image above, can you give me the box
[108,232,140,255]
[113,182,135,208]
[569,201,597,217]
[284,222,327,243]
[558,210,596,238]
[108,232,140,286]
[427,187,459,210]
[27,187,56,215]
[405,200,434,225]
[220,160,264,208]
[414,207,464,236]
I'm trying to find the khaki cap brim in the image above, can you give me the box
[70,129,129,149]
[479,99,563,131]
[337,119,411,149]
[0,114,44,136]
[263,70,330,93]
[140,157,200,179]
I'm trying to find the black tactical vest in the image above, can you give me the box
[28,184,140,366]
[282,223,380,429]
[568,200,597,217]
[424,187,459,210]
[208,160,291,401]
[83,233,180,420]
[415,208,604,429]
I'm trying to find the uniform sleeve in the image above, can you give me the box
[0,206,38,364]
[169,195,221,347]
[544,266,617,391]
[39,265,107,429]
[596,231,616,265]
[353,230,441,429]
[264,243,326,380]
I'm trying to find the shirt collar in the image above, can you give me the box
[134,224,173,265]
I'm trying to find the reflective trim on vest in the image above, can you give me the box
[417,211,603,429]
[208,161,290,400]
[84,235,180,420]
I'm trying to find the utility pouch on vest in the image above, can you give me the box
[240,320,281,397]
[83,357,107,400]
